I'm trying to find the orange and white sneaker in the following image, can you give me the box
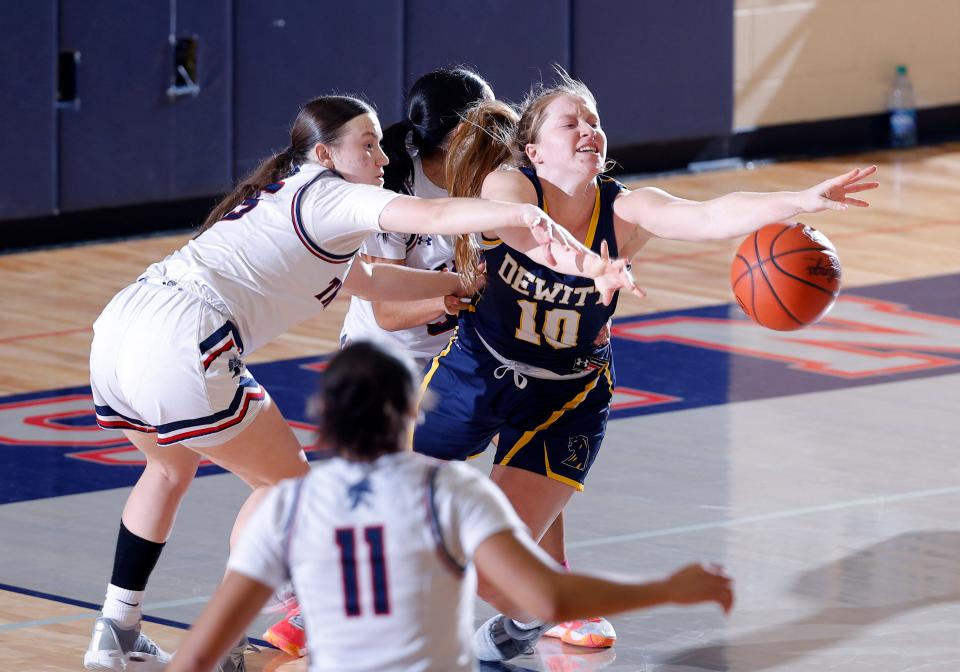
[543,617,616,648]
[262,606,306,658]
[537,635,617,671]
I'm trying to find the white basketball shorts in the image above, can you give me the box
[89,280,265,448]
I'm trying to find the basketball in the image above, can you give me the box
[730,222,841,331]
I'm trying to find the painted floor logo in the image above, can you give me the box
[2,275,958,504]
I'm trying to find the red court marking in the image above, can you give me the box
[612,294,960,379]
[69,419,322,466]
[23,408,100,431]
[0,394,130,447]
[611,387,682,411]
[4,222,956,342]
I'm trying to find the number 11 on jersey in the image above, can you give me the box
[335,526,391,617]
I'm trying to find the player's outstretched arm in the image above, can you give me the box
[480,170,645,303]
[165,571,273,672]
[344,257,464,302]
[359,255,451,331]
[379,194,574,266]
[614,165,879,242]
[474,530,733,623]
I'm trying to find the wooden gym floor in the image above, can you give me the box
[1,144,958,671]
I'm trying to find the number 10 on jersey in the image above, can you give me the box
[515,300,581,349]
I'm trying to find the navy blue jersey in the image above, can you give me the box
[459,168,625,374]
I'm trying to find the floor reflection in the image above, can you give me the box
[657,530,960,671]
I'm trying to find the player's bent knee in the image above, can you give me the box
[141,454,200,490]
[149,466,198,491]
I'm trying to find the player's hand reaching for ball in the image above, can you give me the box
[587,240,645,306]
[664,562,734,614]
[521,205,582,267]
[799,165,879,213]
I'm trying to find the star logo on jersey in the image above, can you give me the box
[561,436,590,472]
[347,477,373,510]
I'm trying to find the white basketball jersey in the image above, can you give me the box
[228,452,524,672]
[139,164,399,354]
[340,154,458,361]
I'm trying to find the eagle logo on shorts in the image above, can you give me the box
[228,356,243,378]
[561,435,590,472]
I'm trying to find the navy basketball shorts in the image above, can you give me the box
[414,335,614,491]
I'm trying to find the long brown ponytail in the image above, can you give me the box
[446,69,603,287]
[445,100,520,290]
[198,95,375,234]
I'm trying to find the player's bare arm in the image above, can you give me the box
[474,530,733,623]
[612,166,879,242]
[343,257,463,301]
[166,571,273,672]
[359,254,450,331]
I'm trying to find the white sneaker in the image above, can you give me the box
[83,617,171,671]
[474,614,551,662]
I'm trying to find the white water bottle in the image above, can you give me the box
[888,64,918,148]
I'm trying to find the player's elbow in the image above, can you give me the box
[520,577,570,623]
[421,200,447,234]
[531,573,602,623]
[343,260,376,299]
[371,304,403,331]
[649,202,720,242]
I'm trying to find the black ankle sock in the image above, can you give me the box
[110,521,166,591]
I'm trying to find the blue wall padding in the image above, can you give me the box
[0,2,57,219]
[0,2,734,220]
[233,1,403,179]
[405,0,571,106]
[572,0,733,145]
[58,2,232,211]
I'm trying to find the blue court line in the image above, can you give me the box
[0,581,268,647]
[6,483,960,633]
[0,582,197,633]
[568,484,960,549]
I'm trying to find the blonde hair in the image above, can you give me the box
[446,68,603,286]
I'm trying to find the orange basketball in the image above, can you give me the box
[731,222,841,331]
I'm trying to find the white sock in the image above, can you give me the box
[102,585,144,629]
